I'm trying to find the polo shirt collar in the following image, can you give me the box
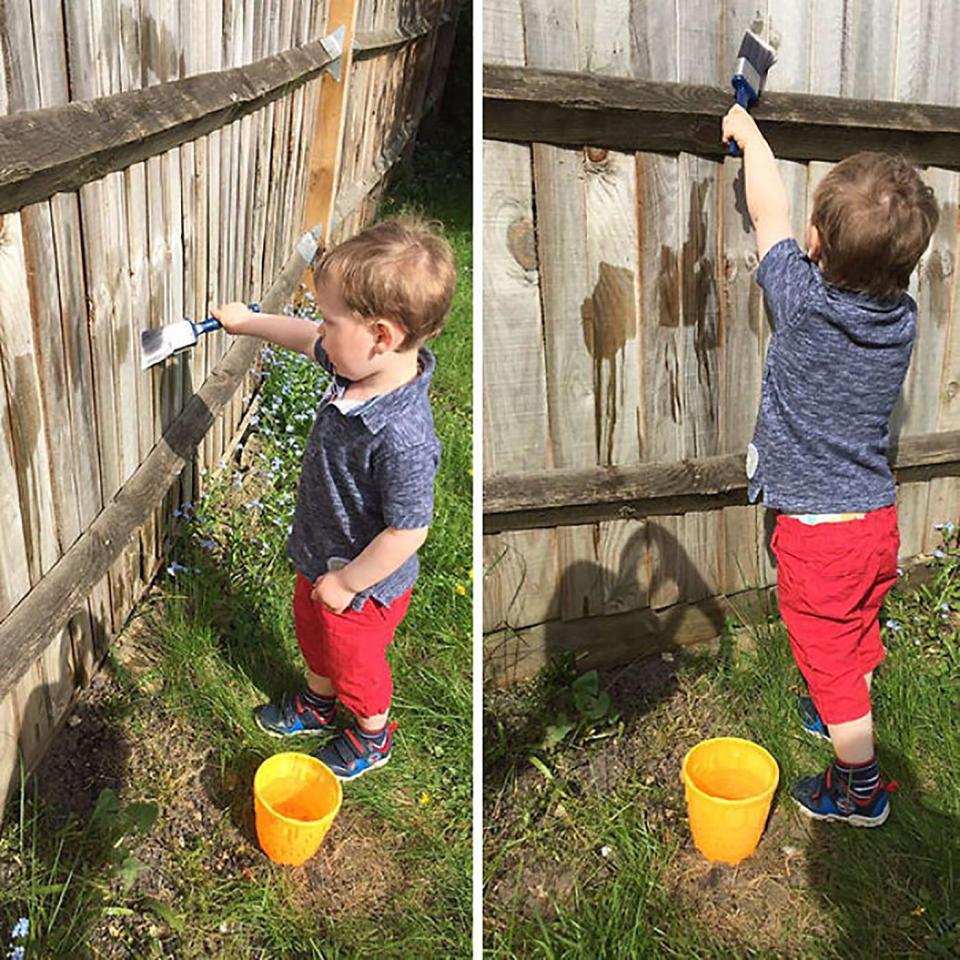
[331,346,435,433]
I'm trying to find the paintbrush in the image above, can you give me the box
[140,303,261,370]
[728,30,777,156]
[140,221,325,369]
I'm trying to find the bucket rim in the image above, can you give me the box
[254,751,343,827]
[681,736,780,806]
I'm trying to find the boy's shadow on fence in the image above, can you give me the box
[542,523,727,727]
[802,744,958,956]
[486,518,769,792]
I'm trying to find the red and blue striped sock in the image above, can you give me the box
[832,756,880,803]
[302,688,336,719]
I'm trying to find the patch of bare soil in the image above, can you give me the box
[485,649,831,950]
[292,805,406,917]
[24,600,411,955]
[31,672,131,821]
[663,809,831,956]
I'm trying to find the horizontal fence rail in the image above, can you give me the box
[0,229,320,695]
[353,0,460,59]
[483,64,960,169]
[0,37,344,214]
[484,431,960,533]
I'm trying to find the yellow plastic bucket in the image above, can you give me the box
[254,752,342,865]
[681,737,779,865]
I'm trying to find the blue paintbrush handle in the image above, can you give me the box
[727,79,754,157]
[195,302,261,336]
[195,317,223,335]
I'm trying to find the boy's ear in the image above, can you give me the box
[806,224,822,262]
[372,318,402,353]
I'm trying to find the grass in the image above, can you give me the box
[484,524,960,959]
[0,147,472,958]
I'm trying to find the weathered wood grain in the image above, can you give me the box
[0,237,314,694]
[0,53,32,618]
[0,211,61,581]
[483,141,549,475]
[481,137,557,632]
[353,12,440,60]
[0,35,341,214]
[483,65,960,168]
[483,529,560,632]
[484,430,960,532]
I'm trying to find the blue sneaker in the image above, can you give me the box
[316,722,397,780]
[798,694,830,741]
[792,765,894,827]
[254,692,336,738]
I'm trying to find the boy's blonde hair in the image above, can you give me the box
[811,152,939,299]
[314,216,456,349]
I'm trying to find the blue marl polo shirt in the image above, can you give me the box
[747,238,916,513]
[286,339,440,611]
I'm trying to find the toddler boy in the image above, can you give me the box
[212,217,456,779]
[722,105,938,825]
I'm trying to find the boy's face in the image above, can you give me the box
[314,277,397,380]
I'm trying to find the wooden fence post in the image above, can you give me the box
[302,0,360,268]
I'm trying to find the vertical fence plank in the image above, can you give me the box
[482,137,557,630]
[908,169,958,554]
[522,4,600,622]
[893,4,959,558]
[7,3,84,563]
[0,212,61,584]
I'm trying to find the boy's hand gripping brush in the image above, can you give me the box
[139,304,261,370]
[139,222,325,369]
[728,30,777,156]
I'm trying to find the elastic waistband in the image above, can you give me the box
[785,512,867,525]
[778,504,896,528]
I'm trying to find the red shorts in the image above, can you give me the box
[771,505,899,725]
[292,572,412,719]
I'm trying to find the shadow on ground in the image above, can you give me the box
[0,642,134,957]
[804,745,959,957]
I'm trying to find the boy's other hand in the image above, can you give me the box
[311,571,356,613]
[722,104,762,152]
[210,301,254,334]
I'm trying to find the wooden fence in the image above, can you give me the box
[0,0,461,809]
[483,0,960,684]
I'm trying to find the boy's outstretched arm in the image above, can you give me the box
[211,301,320,358]
[722,105,793,259]
[311,526,429,612]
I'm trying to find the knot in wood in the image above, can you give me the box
[506,218,537,271]
[584,146,608,165]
